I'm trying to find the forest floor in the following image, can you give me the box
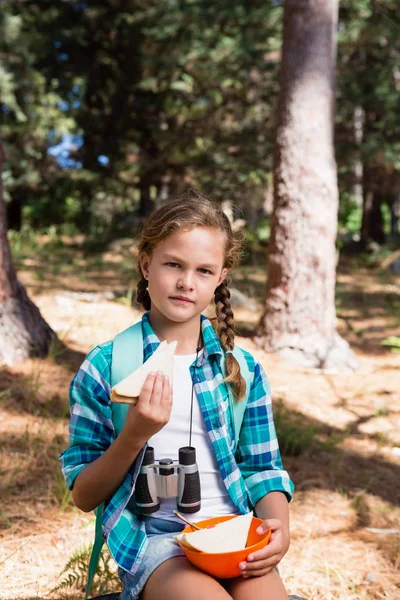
[0,235,399,600]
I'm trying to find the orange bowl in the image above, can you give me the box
[177,515,271,579]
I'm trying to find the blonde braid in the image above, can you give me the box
[215,280,246,401]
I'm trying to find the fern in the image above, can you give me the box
[381,336,400,353]
[50,542,121,598]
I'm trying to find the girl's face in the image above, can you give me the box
[140,226,228,326]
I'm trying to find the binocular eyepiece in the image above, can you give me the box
[133,446,201,514]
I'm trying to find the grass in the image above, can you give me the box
[381,336,400,353]
[374,406,389,418]
[0,417,71,519]
[0,389,12,402]
[9,227,137,295]
[53,469,74,512]
[273,400,317,456]
[0,510,12,529]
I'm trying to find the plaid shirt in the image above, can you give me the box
[60,312,294,574]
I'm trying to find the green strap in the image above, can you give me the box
[111,322,144,435]
[221,346,251,451]
[85,505,104,600]
[85,322,144,599]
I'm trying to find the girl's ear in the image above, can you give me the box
[139,253,151,278]
[217,267,228,287]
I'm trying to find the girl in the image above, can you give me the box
[60,189,294,600]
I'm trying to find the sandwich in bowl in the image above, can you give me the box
[175,512,253,553]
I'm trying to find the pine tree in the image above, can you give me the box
[256,0,357,370]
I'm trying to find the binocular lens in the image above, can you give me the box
[179,446,196,465]
[142,446,155,466]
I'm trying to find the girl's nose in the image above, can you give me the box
[178,272,194,290]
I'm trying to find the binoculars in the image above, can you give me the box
[133,446,201,514]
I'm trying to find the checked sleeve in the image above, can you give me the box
[60,342,115,490]
[237,359,294,508]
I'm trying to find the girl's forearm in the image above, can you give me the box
[72,431,144,513]
[254,491,290,533]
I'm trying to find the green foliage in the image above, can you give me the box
[244,216,271,245]
[337,0,400,243]
[0,509,12,528]
[51,543,121,597]
[0,3,80,229]
[338,192,363,235]
[381,336,400,353]
[7,225,40,260]
[1,0,399,241]
[0,15,27,122]
[1,1,284,230]
[380,203,392,236]
[8,224,78,265]
[242,216,271,263]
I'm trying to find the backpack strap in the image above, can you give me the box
[85,505,104,600]
[85,321,144,599]
[220,346,251,452]
[111,321,144,435]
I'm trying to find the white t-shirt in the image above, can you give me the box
[147,351,239,523]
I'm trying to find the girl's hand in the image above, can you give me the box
[238,519,290,578]
[121,372,172,446]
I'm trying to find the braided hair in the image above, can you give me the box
[136,276,151,311]
[214,280,247,400]
[135,189,246,400]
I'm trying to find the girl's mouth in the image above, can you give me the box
[170,296,194,303]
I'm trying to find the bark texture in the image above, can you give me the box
[256,0,357,371]
[0,140,55,366]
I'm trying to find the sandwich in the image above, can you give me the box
[175,512,253,553]
[111,340,177,405]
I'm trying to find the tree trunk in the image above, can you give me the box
[256,0,357,371]
[138,181,155,219]
[0,140,56,366]
[369,192,385,245]
[6,189,23,231]
[361,169,385,248]
[352,105,364,209]
[368,190,386,245]
[388,193,400,239]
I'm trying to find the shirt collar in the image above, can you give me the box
[141,311,224,365]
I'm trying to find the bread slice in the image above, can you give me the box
[176,512,253,554]
[111,340,177,405]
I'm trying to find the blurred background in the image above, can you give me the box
[0,2,399,600]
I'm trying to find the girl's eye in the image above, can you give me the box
[165,262,211,274]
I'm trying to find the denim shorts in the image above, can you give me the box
[118,517,186,600]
